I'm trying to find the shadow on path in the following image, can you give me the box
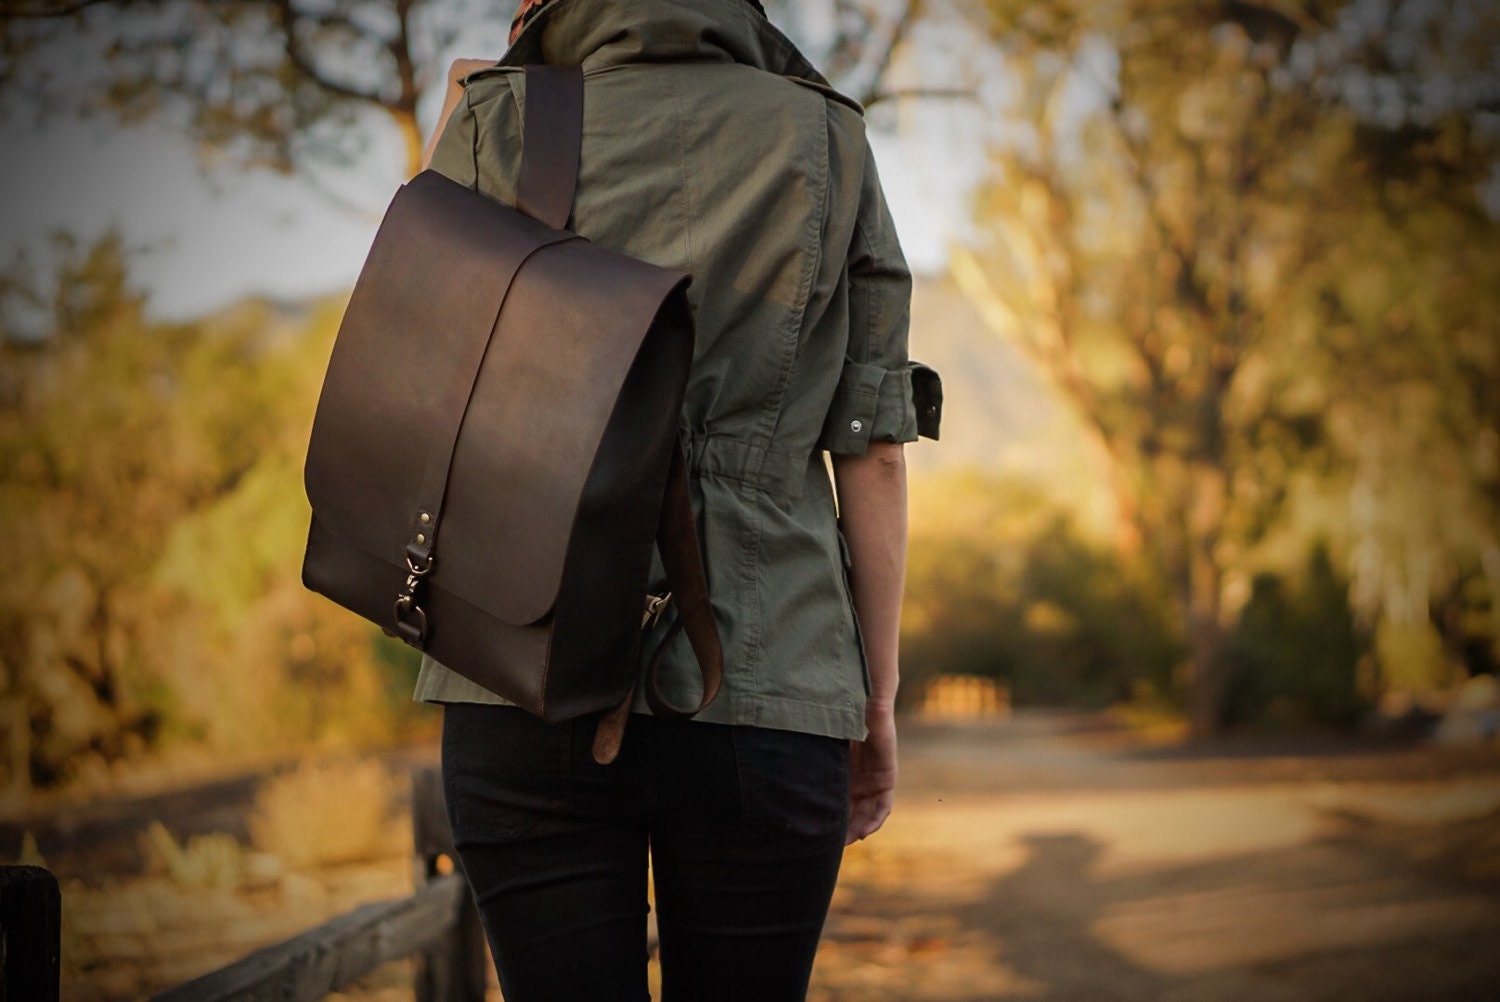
[824,818,1500,1001]
[969,826,1499,1001]
[822,715,1500,1002]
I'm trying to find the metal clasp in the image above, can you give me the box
[393,594,428,645]
[393,552,435,646]
[642,592,672,630]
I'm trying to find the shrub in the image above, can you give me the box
[248,756,400,868]
[1221,540,1367,727]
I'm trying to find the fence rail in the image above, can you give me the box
[0,863,61,1002]
[0,765,487,1002]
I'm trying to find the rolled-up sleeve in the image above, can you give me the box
[818,358,914,454]
[818,142,942,454]
[910,360,942,441]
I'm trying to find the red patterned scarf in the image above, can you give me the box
[510,0,767,45]
[510,0,554,44]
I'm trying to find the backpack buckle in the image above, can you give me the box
[642,592,672,630]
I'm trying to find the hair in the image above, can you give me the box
[512,0,769,46]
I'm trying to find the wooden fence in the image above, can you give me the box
[0,766,488,1002]
[0,862,61,1002]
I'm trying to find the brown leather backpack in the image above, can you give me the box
[300,65,722,762]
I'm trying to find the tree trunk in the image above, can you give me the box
[396,110,424,181]
[1185,462,1229,738]
[1186,544,1227,739]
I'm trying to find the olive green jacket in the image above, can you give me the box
[410,0,940,740]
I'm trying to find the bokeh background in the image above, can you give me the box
[1,1,1498,999]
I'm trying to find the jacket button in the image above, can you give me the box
[850,419,863,433]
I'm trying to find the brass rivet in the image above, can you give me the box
[419,512,431,524]
[416,533,426,544]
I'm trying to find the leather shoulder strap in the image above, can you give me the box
[516,64,583,230]
[591,434,725,764]
[644,435,724,719]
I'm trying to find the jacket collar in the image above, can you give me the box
[493,0,862,113]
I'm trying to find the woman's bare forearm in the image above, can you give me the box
[417,59,494,176]
[418,82,467,175]
[830,440,907,713]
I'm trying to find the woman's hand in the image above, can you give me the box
[847,702,897,844]
[831,440,907,845]
[446,58,496,90]
[417,58,495,176]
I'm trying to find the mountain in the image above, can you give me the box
[219,276,1086,481]
[906,274,1082,477]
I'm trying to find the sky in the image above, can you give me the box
[4,1,1494,330]
[0,92,976,326]
[0,0,1006,328]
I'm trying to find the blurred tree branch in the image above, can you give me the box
[1,0,118,16]
[0,0,501,182]
[3,0,951,204]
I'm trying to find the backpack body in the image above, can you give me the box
[300,67,719,737]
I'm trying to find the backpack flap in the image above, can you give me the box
[435,235,692,628]
[303,170,563,576]
[303,168,692,638]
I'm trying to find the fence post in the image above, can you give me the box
[0,864,61,1002]
[411,766,487,1002]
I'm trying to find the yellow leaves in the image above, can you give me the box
[1163,342,1192,379]
[16,830,46,869]
[4,231,411,791]
[1023,598,1076,636]
[948,245,1022,340]
[248,757,402,869]
[141,820,249,891]
[1017,176,1054,230]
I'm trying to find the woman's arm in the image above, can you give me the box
[830,439,908,843]
[417,59,495,175]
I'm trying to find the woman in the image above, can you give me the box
[411,0,935,997]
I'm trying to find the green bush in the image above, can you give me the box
[1012,517,1182,708]
[1220,540,1367,727]
[901,473,1182,710]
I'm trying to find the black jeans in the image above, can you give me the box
[440,702,850,1002]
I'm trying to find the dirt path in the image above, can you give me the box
[12,711,1500,1000]
[814,712,1500,1001]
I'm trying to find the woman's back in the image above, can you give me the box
[419,3,929,997]
[459,55,868,449]
[418,0,921,742]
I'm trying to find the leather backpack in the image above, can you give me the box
[300,65,722,763]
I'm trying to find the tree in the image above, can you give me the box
[1,0,512,181]
[0,234,408,791]
[1305,0,1500,691]
[1,231,195,787]
[1,0,934,184]
[952,0,1499,733]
